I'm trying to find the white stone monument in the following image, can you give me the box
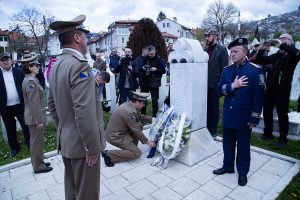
[168,38,219,166]
[1,116,8,143]
[105,67,117,112]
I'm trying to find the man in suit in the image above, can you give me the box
[102,91,156,167]
[204,29,229,138]
[0,52,30,157]
[48,15,104,199]
[213,38,265,186]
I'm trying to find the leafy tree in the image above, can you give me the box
[127,18,167,60]
[157,11,167,22]
[10,7,55,67]
[195,28,205,42]
[202,0,238,43]
[273,32,282,39]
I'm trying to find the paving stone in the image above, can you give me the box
[213,173,239,189]
[46,183,64,200]
[34,163,62,180]
[102,189,137,200]
[200,180,232,200]
[141,196,156,200]
[0,190,12,200]
[0,171,10,179]
[186,164,216,185]
[151,187,182,200]
[122,163,160,183]
[53,171,64,184]
[248,169,281,193]
[228,186,265,200]
[160,161,193,180]
[27,190,50,200]
[167,176,200,197]
[223,197,233,200]
[128,152,152,167]
[100,183,111,198]
[146,172,173,188]
[101,162,134,179]
[260,157,293,177]
[183,189,217,200]
[102,175,131,192]
[207,154,224,169]
[249,152,271,172]
[126,179,158,199]
[12,176,57,199]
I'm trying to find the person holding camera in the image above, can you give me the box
[256,33,300,149]
[114,47,137,105]
[139,45,166,117]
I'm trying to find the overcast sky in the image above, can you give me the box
[0,0,298,33]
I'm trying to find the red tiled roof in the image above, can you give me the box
[161,32,178,39]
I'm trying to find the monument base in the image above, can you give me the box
[175,127,219,167]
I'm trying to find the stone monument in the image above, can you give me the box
[168,38,219,166]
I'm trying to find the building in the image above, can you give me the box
[48,33,62,56]
[0,29,9,53]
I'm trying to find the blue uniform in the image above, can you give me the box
[217,59,265,176]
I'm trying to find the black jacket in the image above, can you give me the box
[140,55,166,88]
[114,56,137,89]
[256,44,300,90]
[0,67,25,115]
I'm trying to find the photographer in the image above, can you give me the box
[256,33,300,149]
[139,45,166,117]
[114,47,137,105]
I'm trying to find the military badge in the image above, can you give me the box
[259,74,265,86]
[28,84,36,90]
[79,70,92,78]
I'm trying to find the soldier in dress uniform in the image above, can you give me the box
[48,15,104,199]
[213,38,265,186]
[101,91,156,167]
[21,55,53,174]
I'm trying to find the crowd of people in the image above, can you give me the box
[0,14,299,198]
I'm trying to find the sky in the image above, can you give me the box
[0,0,298,33]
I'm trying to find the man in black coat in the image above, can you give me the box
[0,52,30,157]
[204,29,229,138]
[256,33,300,149]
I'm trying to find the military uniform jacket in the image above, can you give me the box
[95,81,106,149]
[22,75,46,125]
[217,60,265,129]
[105,101,152,144]
[48,49,102,159]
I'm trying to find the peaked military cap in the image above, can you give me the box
[49,15,90,34]
[204,28,217,36]
[228,38,248,49]
[0,52,11,60]
[131,91,150,101]
[20,55,40,66]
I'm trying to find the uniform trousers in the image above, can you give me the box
[119,88,132,105]
[2,104,30,151]
[62,156,100,200]
[140,87,159,117]
[106,132,142,163]
[28,125,45,171]
[222,127,251,176]
[263,89,290,142]
[207,88,220,137]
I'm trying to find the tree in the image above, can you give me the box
[127,18,167,60]
[202,0,238,43]
[157,11,167,22]
[254,24,260,41]
[10,7,55,67]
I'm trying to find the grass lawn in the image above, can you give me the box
[0,99,299,199]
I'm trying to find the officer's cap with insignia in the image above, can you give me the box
[228,38,248,49]
[131,91,150,101]
[20,55,40,66]
[49,15,90,34]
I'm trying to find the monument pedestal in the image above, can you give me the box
[175,128,219,166]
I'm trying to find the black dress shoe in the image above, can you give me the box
[101,150,114,167]
[11,149,20,158]
[213,168,234,175]
[34,166,53,174]
[238,176,247,186]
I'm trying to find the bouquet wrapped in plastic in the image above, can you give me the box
[148,105,191,168]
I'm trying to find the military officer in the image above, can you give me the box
[21,55,53,174]
[102,91,156,167]
[213,38,265,186]
[48,15,104,199]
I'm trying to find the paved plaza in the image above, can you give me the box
[0,140,299,200]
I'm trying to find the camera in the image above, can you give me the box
[143,64,151,76]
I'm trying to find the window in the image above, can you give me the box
[122,38,125,43]
[167,23,170,27]
[3,37,8,42]
[117,27,129,35]
[163,23,165,28]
